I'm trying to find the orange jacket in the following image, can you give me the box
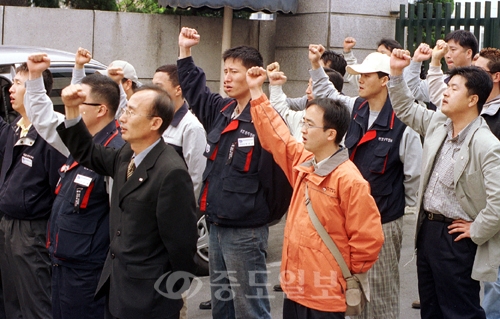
[250,94,384,312]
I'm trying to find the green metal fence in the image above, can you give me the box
[395,1,500,55]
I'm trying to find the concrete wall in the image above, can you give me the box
[275,0,407,97]
[0,6,267,93]
[1,0,406,97]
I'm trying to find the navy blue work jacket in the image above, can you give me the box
[48,120,124,269]
[0,116,66,220]
[178,56,292,227]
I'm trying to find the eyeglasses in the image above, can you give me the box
[81,102,102,106]
[122,107,155,119]
[299,120,324,130]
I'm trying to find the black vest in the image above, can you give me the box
[483,110,500,140]
[344,97,407,224]
[200,100,292,227]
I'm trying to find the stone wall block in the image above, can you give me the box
[276,14,329,48]
[3,6,93,51]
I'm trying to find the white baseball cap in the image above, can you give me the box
[99,60,141,86]
[346,52,390,75]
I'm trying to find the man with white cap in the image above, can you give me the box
[96,59,141,118]
[69,49,140,119]
[309,44,422,319]
[104,60,141,99]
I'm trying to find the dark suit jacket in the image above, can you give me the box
[57,120,198,319]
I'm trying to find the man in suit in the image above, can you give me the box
[56,84,198,319]
[389,50,500,319]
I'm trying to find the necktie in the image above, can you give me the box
[126,158,135,180]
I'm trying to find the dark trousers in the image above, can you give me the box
[0,216,51,319]
[0,269,4,319]
[52,263,105,319]
[417,218,486,319]
[283,297,344,319]
[0,215,7,319]
[0,231,20,319]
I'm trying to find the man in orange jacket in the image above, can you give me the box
[247,66,384,317]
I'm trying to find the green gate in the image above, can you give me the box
[395,1,500,55]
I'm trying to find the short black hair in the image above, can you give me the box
[15,63,28,74]
[321,50,347,76]
[324,68,344,93]
[222,45,263,69]
[81,73,120,117]
[155,64,179,87]
[447,66,492,113]
[16,62,53,95]
[377,38,403,53]
[377,71,389,79]
[305,98,350,145]
[444,30,479,57]
[134,85,174,135]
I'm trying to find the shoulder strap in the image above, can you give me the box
[305,184,352,279]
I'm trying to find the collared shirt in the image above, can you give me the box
[423,117,478,221]
[133,138,161,167]
[308,147,346,176]
[311,148,343,173]
[312,155,330,171]
[16,119,32,138]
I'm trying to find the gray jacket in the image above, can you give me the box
[388,75,500,281]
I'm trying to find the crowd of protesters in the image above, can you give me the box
[0,26,499,319]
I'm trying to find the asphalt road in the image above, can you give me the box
[186,213,422,319]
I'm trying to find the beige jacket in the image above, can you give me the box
[388,76,500,281]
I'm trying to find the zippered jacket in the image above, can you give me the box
[48,119,124,269]
[177,56,292,227]
[250,94,384,312]
[0,116,66,220]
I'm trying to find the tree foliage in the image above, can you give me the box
[0,0,254,15]
[118,2,252,17]
[162,7,252,19]
[118,0,165,13]
[0,0,30,6]
[0,0,115,9]
[33,0,59,7]
[64,0,117,10]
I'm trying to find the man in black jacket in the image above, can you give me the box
[57,84,198,319]
[177,27,292,319]
[0,63,66,319]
